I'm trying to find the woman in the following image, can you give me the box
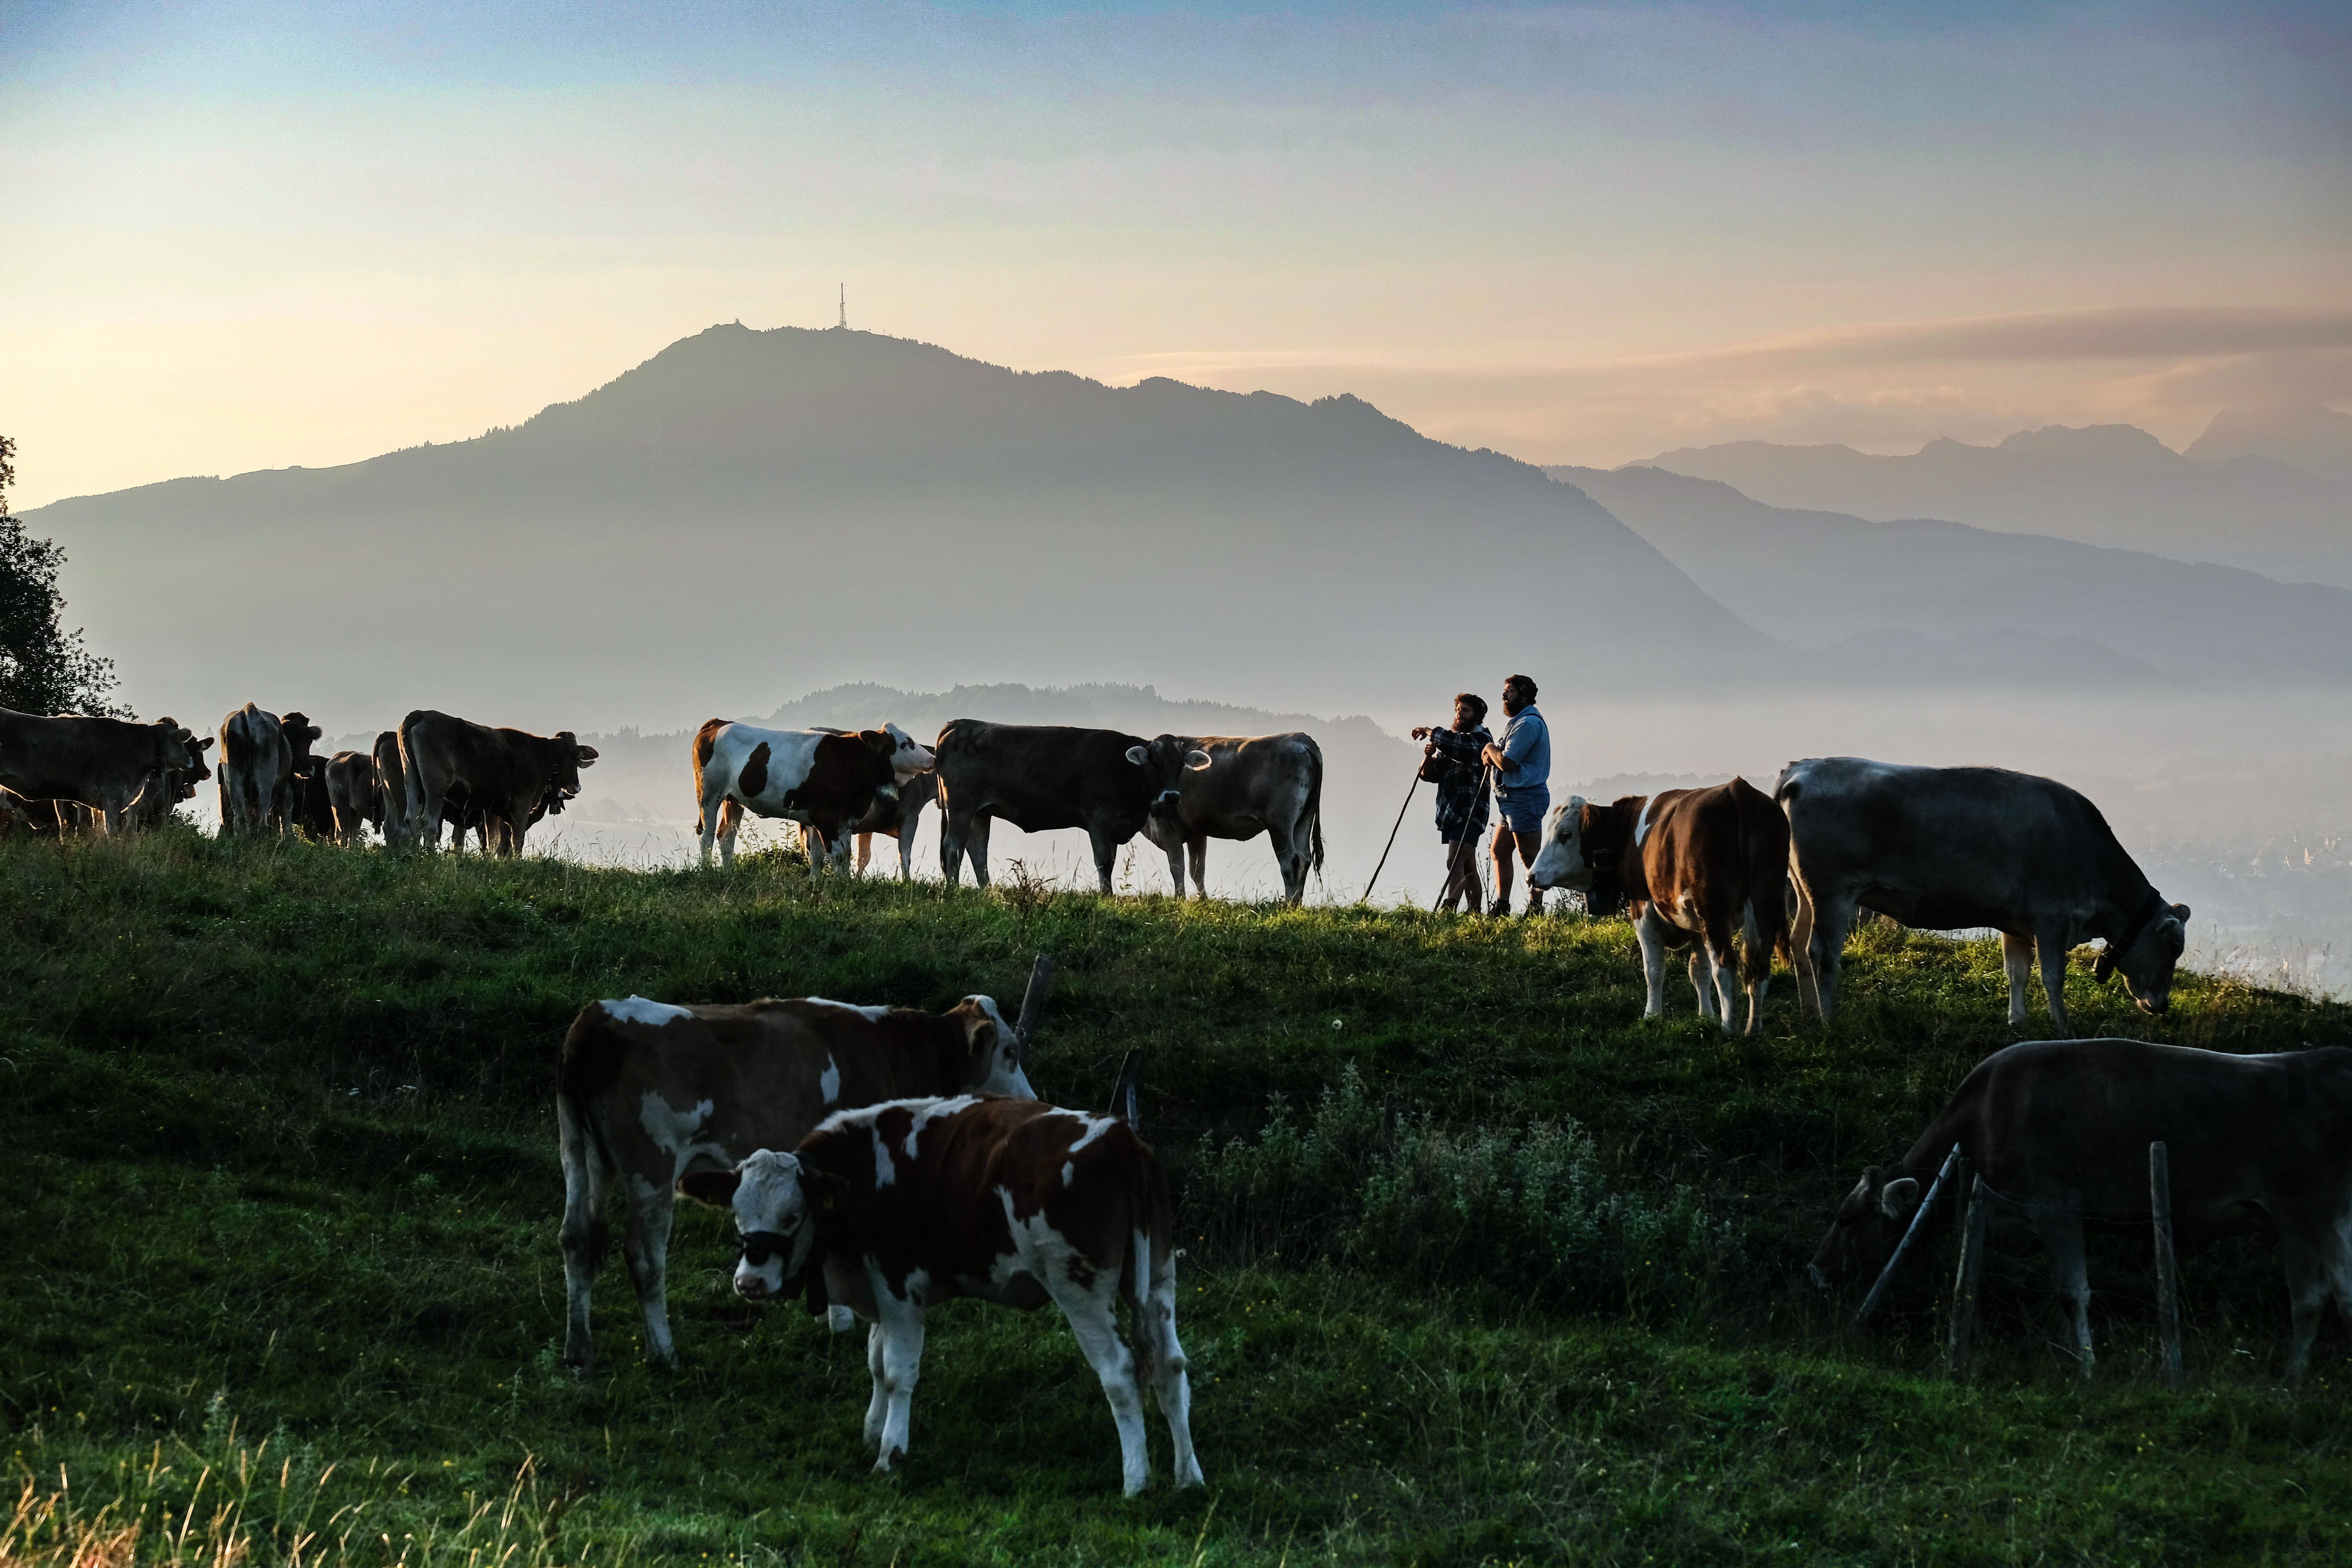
[1410,692,1493,913]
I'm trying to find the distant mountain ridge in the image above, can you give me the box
[1551,463,2352,688]
[28,323,1777,729]
[2187,404,2352,488]
[1641,422,2352,588]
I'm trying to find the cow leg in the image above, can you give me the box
[1635,908,1672,1019]
[855,832,872,874]
[620,1177,680,1368]
[1739,897,1770,1036]
[862,1320,890,1448]
[1684,947,1716,1022]
[1189,833,1210,901]
[1049,1273,1151,1495]
[2001,931,2034,1027]
[557,1097,611,1369]
[1133,1250,1204,1488]
[1158,834,1186,898]
[1089,830,1119,895]
[2037,930,2073,1038]
[964,814,993,888]
[1806,895,1857,1022]
[939,811,967,886]
[868,1287,927,1472]
[2034,1210,2096,1378]
[897,822,917,882]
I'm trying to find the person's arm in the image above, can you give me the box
[1426,728,1482,761]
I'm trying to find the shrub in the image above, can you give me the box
[1187,1064,1742,1318]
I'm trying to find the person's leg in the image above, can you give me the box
[1489,820,1516,914]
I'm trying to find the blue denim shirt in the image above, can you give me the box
[1494,704,1550,797]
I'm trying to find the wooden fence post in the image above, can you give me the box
[1856,1143,1964,1328]
[1946,1173,1989,1377]
[2151,1140,2183,1390]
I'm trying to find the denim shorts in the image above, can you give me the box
[1495,788,1550,834]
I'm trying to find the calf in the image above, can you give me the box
[1777,757,2187,1033]
[1529,777,1790,1035]
[933,721,1210,893]
[0,709,202,836]
[556,985,1042,1369]
[684,1096,1202,1495]
[1812,1038,2352,1381]
[323,749,381,844]
[1140,732,1324,905]
[694,720,933,872]
[400,709,597,856]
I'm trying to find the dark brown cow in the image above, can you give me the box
[126,731,214,830]
[557,989,1040,1369]
[806,727,938,881]
[0,709,202,835]
[399,709,597,856]
[1139,732,1324,904]
[323,749,381,844]
[934,721,1210,893]
[683,1096,1202,1495]
[371,730,412,848]
[277,711,324,832]
[1528,777,1790,1035]
[693,720,933,873]
[1812,1038,2352,1381]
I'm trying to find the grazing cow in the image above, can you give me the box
[1140,733,1324,904]
[323,749,381,844]
[399,710,597,856]
[370,730,413,848]
[217,704,292,836]
[1811,1038,2352,1381]
[933,722,1210,893]
[0,710,202,836]
[557,981,1047,1370]
[1529,778,1790,1036]
[1776,758,2188,1033]
[693,720,933,872]
[682,1096,1202,1495]
[125,731,216,831]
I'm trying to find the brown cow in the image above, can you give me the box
[0,709,202,836]
[1528,777,1790,1036]
[556,982,1044,1369]
[1139,732,1323,904]
[1811,1038,2352,1381]
[934,721,1210,893]
[371,730,412,848]
[399,709,597,856]
[684,1096,1202,1495]
[323,749,381,844]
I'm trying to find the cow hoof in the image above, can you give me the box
[875,1447,904,1474]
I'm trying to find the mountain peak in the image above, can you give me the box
[1993,423,2178,463]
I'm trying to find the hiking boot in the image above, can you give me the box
[1489,896,1511,918]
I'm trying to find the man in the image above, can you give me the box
[1482,674,1550,916]
[1409,692,1493,913]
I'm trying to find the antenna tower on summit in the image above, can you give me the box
[837,284,846,330]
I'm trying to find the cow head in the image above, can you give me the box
[539,733,598,808]
[680,1150,846,1303]
[2092,890,2190,1014]
[878,722,936,783]
[1808,1165,1922,1290]
[944,995,1038,1100]
[172,733,217,801]
[1126,735,1212,820]
[1528,796,1633,916]
[278,711,324,771]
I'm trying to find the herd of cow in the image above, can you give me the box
[6,696,2350,1487]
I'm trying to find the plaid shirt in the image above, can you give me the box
[1424,724,1492,840]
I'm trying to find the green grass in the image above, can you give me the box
[5,826,2352,1564]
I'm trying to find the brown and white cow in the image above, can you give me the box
[399,709,597,856]
[323,749,381,844]
[1777,758,2187,1033]
[0,709,202,836]
[1811,1038,2352,1381]
[1140,732,1324,904]
[683,1096,1202,1495]
[556,987,1040,1369]
[934,721,1211,894]
[693,720,933,873]
[798,728,937,881]
[1528,777,1790,1036]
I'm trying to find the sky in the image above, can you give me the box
[4,0,2348,509]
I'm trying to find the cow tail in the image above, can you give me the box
[557,1005,624,1266]
[691,719,726,834]
[398,712,429,838]
[1305,749,1326,879]
[1742,781,1794,980]
[1122,1134,1174,1341]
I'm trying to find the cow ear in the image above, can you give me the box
[677,1168,741,1208]
[194,736,216,754]
[1878,1177,1920,1220]
[1123,745,1147,766]
[2169,903,2190,922]
[802,1167,849,1213]
[1185,750,1212,770]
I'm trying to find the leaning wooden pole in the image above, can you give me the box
[1946,1173,1990,1377]
[2151,1140,2183,1390]
[1856,1142,1964,1328]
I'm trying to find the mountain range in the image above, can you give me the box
[27,324,1768,731]
[1641,419,2352,588]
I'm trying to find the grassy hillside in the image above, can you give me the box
[5,829,2352,1565]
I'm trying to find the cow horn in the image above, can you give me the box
[1012,953,1057,1048]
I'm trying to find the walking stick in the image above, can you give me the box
[1432,762,1497,912]
[1361,761,1423,902]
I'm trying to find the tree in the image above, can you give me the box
[0,435,122,716]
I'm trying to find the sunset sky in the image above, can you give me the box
[5,0,2347,508]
